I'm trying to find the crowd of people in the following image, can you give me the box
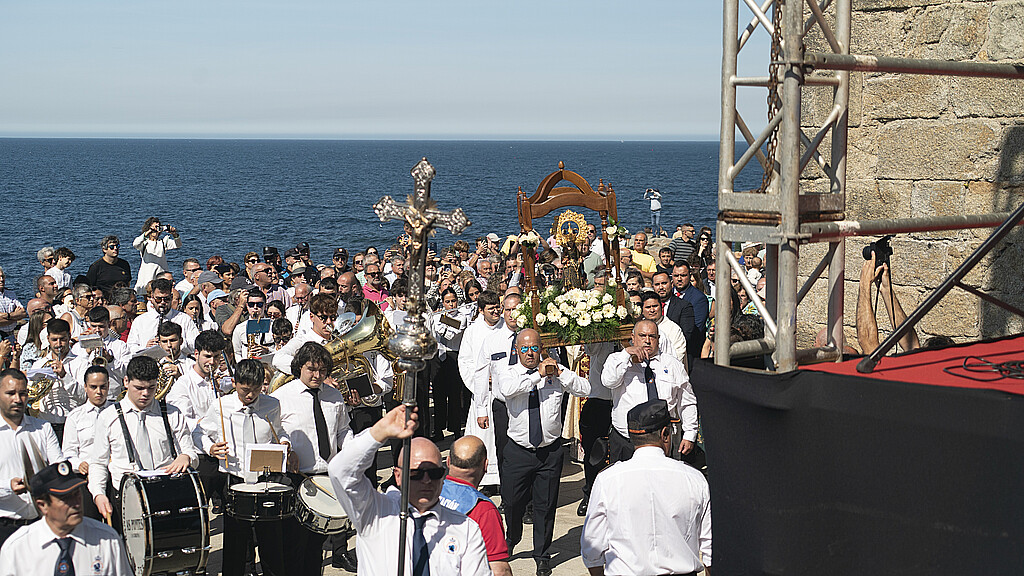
[0,210,811,576]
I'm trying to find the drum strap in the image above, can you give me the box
[159,400,179,458]
[114,403,138,467]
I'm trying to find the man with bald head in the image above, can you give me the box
[330,405,490,575]
[440,436,512,576]
[15,298,53,347]
[601,319,698,464]
[285,282,311,327]
[497,328,590,576]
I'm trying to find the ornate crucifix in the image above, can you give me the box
[372,158,470,576]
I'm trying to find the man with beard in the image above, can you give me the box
[125,278,199,354]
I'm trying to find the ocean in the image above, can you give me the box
[0,139,762,298]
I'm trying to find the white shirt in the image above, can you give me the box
[0,290,25,333]
[581,446,711,575]
[457,315,501,397]
[165,366,232,432]
[69,335,131,399]
[174,278,195,299]
[471,322,516,414]
[357,351,394,408]
[62,401,111,469]
[271,379,351,474]
[45,266,72,289]
[428,308,468,359]
[231,319,274,362]
[582,342,617,401]
[657,317,688,363]
[600,350,698,441]
[0,517,133,576]
[271,328,325,376]
[63,309,89,340]
[497,363,590,449]
[87,398,199,497]
[645,188,663,211]
[125,308,200,354]
[132,234,181,293]
[0,416,63,520]
[195,393,290,482]
[30,351,86,425]
[328,430,491,576]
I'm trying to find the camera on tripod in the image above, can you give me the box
[862,235,894,267]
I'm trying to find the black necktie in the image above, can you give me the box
[529,384,543,447]
[644,362,658,401]
[308,387,331,461]
[55,537,74,576]
[413,515,430,576]
[508,338,518,366]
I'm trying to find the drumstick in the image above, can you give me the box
[217,395,228,461]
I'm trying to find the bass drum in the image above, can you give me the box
[226,481,294,522]
[293,475,353,536]
[120,470,210,576]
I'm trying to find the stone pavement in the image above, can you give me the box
[204,439,594,576]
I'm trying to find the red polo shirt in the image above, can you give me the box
[445,476,510,562]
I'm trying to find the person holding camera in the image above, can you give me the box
[857,239,920,355]
[132,217,181,295]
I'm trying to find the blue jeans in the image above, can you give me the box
[651,209,662,233]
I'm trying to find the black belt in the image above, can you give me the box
[662,572,698,576]
[0,517,33,527]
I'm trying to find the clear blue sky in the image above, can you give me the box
[0,1,770,140]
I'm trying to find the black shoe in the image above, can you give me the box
[497,502,505,514]
[480,485,499,498]
[332,550,358,573]
[536,559,552,576]
[523,503,533,525]
[577,498,588,516]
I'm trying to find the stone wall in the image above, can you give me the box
[797,0,1024,351]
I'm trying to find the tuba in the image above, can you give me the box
[267,301,397,397]
[27,359,58,417]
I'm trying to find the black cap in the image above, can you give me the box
[214,264,232,275]
[284,247,300,259]
[333,247,347,258]
[229,277,256,291]
[296,242,310,254]
[627,399,670,435]
[263,246,279,256]
[30,461,87,499]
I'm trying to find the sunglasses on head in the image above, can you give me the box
[406,467,446,481]
[519,345,540,353]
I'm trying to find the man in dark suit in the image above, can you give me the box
[671,261,710,362]
[651,272,695,366]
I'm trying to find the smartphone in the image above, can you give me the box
[429,241,438,253]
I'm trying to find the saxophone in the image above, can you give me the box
[248,333,259,359]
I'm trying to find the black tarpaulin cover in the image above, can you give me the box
[690,359,1024,575]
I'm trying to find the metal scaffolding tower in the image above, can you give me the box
[716,0,1024,372]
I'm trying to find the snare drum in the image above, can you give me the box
[293,475,352,536]
[119,470,210,576]
[226,482,294,522]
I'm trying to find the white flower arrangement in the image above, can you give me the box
[605,218,629,241]
[517,230,543,248]
[514,284,635,345]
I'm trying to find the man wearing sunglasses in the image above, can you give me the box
[85,236,132,298]
[230,289,273,361]
[125,278,199,355]
[329,404,490,576]
[497,328,589,576]
[362,263,390,312]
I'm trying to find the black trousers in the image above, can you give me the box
[608,427,635,464]
[51,422,65,447]
[501,440,564,562]
[578,398,612,497]
[491,398,510,476]
[283,472,328,576]
[197,454,226,506]
[222,475,286,576]
[432,352,464,435]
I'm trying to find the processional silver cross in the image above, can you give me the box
[372,158,470,576]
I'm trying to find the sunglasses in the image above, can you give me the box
[315,314,338,323]
[152,295,172,303]
[185,267,201,272]
[405,467,446,481]
[106,244,120,249]
[246,259,259,264]
[247,301,265,308]
[519,345,540,353]
[366,271,381,277]
[353,260,363,265]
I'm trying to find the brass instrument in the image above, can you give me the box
[268,301,398,399]
[155,357,177,400]
[248,333,259,359]
[27,359,58,416]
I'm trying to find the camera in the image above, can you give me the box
[159,224,171,233]
[862,235,894,267]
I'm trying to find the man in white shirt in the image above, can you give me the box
[69,307,130,399]
[497,328,589,576]
[470,293,522,480]
[61,365,112,521]
[0,267,27,340]
[581,400,712,576]
[0,460,132,576]
[232,289,273,361]
[284,282,311,328]
[30,319,85,441]
[195,359,291,576]
[154,322,194,383]
[640,290,688,364]
[165,330,231,510]
[126,278,200,355]
[600,319,698,464]
[272,293,338,376]
[175,258,203,300]
[59,284,95,341]
[271,341,352,576]
[329,404,491,576]
[89,356,198,523]
[457,291,503,489]
[0,369,64,546]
